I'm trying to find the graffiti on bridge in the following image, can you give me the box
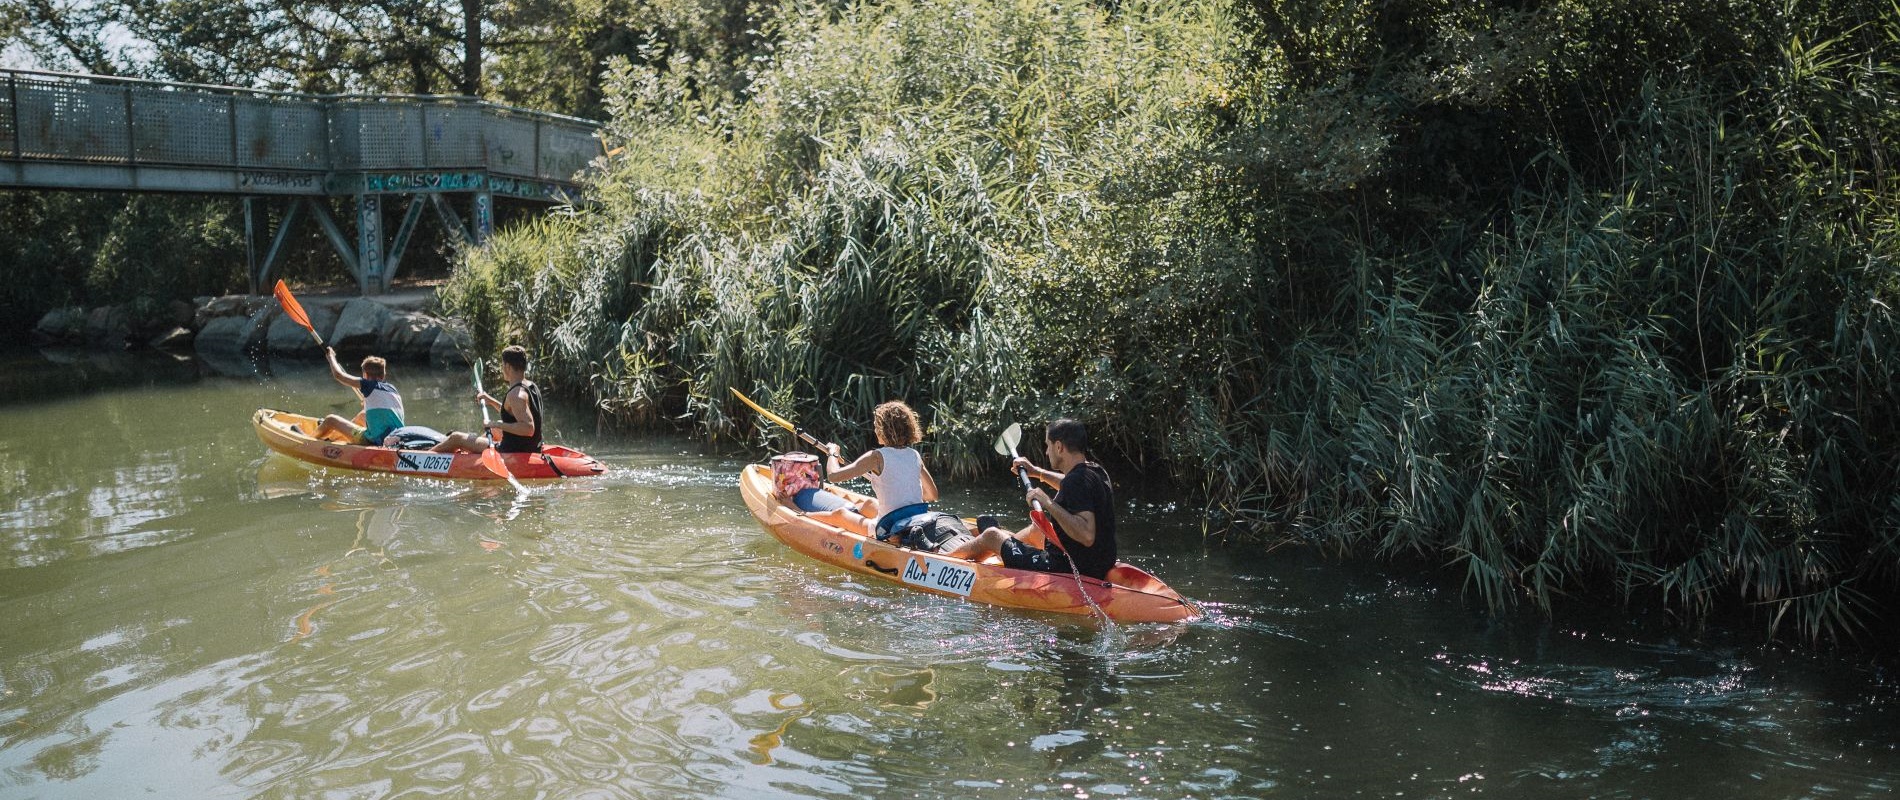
[365,172,487,193]
[239,171,319,190]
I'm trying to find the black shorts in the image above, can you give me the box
[999,537,1075,574]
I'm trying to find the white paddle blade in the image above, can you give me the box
[993,422,1023,457]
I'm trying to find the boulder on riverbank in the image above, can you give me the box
[37,289,462,363]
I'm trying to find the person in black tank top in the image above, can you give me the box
[432,345,544,455]
[495,379,544,453]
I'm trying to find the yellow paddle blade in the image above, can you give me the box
[729,387,798,435]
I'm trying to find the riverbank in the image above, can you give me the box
[28,286,471,365]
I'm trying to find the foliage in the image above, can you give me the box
[448,0,1900,644]
[0,192,247,332]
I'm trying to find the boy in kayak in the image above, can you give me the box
[433,345,543,455]
[945,419,1118,580]
[314,348,405,446]
[820,401,944,542]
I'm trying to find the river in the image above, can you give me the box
[0,349,1895,798]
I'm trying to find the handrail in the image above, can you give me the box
[0,67,601,128]
[0,67,603,190]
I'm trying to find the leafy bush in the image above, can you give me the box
[450,0,1900,643]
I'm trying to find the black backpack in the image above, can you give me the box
[893,512,971,552]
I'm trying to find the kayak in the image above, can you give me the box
[737,463,1199,623]
[252,408,605,480]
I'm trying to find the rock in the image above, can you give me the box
[167,299,194,328]
[382,312,442,360]
[150,326,194,350]
[193,315,252,353]
[195,295,266,329]
[267,302,337,357]
[238,306,276,354]
[431,326,473,366]
[31,307,87,343]
[330,299,393,351]
[85,305,133,347]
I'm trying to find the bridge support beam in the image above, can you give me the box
[384,196,427,289]
[354,195,386,294]
[473,191,494,244]
[244,197,359,292]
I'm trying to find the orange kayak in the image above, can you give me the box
[738,464,1198,623]
[253,408,605,480]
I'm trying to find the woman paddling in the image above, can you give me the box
[821,401,940,541]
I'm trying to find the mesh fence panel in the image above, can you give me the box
[537,123,600,181]
[234,96,326,169]
[484,111,537,177]
[132,89,232,165]
[422,103,484,168]
[1,76,15,158]
[15,76,129,162]
[349,103,424,169]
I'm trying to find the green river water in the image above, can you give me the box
[0,349,1896,798]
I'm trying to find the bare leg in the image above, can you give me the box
[808,507,872,535]
[430,431,491,454]
[943,525,1028,562]
[316,414,354,442]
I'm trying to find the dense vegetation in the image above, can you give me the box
[441,0,1900,643]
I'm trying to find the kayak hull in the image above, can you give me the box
[253,408,604,480]
[738,464,1197,623]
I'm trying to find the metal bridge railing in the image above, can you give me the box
[0,68,603,186]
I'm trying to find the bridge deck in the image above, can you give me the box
[0,69,601,200]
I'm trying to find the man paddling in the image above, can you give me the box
[945,419,1118,580]
[433,345,544,455]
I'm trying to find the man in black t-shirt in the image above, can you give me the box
[945,419,1118,580]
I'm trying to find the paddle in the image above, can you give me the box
[471,359,517,485]
[995,422,1111,625]
[271,280,323,346]
[730,387,828,452]
[994,422,1062,549]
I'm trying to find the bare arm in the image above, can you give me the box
[919,461,939,503]
[826,448,883,483]
[1010,456,1062,488]
[490,385,536,437]
[1027,487,1097,546]
[325,348,359,389]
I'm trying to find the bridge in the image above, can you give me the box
[0,68,603,294]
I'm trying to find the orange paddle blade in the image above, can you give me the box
[479,447,510,479]
[272,280,314,332]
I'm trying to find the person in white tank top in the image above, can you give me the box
[823,401,940,539]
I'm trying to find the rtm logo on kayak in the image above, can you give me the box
[901,556,976,597]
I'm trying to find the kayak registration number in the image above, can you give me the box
[394,452,454,474]
[901,555,976,597]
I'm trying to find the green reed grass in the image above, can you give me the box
[444,0,1900,643]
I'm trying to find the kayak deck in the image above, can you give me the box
[252,408,604,480]
[738,463,1198,623]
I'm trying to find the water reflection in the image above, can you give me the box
[3,356,1900,797]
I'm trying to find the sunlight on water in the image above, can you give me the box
[0,351,1897,798]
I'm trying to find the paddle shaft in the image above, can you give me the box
[729,388,826,450]
[472,360,515,482]
[1006,441,1064,552]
